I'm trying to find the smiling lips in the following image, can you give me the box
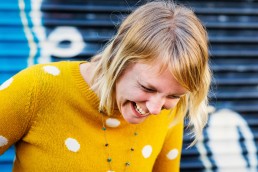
[132,102,149,118]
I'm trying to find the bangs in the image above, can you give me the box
[162,28,207,93]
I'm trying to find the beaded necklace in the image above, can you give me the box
[101,112,138,172]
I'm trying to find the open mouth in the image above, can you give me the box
[132,102,149,117]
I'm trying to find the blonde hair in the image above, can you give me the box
[90,0,211,145]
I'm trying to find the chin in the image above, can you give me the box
[123,115,146,124]
[127,120,142,124]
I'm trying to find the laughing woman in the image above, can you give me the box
[0,1,211,171]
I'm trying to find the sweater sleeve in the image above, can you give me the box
[0,66,38,155]
[152,118,184,172]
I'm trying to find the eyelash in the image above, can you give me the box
[140,85,156,93]
[168,95,181,99]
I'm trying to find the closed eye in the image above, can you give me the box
[141,85,156,93]
[167,95,181,99]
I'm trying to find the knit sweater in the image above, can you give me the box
[0,61,183,172]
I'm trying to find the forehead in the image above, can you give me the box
[130,62,169,78]
[132,62,187,93]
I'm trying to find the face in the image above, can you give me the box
[115,62,188,124]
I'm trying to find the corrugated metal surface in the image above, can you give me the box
[0,0,258,171]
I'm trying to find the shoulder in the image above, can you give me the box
[11,61,75,80]
[15,61,82,85]
[2,61,83,102]
[20,61,79,76]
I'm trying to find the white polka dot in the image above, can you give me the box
[0,136,8,147]
[106,118,120,128]
[0,78,13,91]
[167,148,179,160]
[65,138,80,152]
[142,145,152,158]
[43,66,60,76]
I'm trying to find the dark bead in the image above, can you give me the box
[105,143,109,147]
[130,148,134,151]
[107,157,112,162]
[125,162,130,166]
[134,132,138,136]
[102,127,106,131]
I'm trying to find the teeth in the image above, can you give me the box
[134,103,147,115]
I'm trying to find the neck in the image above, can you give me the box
[80,62,95,88]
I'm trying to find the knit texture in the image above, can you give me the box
[0,61,183,172]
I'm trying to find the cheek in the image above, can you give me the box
[128,90,149,102]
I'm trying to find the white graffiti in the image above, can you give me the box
[31,0,49,64]
[20,0,85,64]
[18,0,38,66]
[197,109,257,172]
[47,27,85,58]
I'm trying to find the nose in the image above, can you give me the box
[146,96,165,115]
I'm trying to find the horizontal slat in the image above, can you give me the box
[209,36,258,43]
[183,130,258,143]
[210,103,258,113]
[210,50,258,57]
[206,22,258,29]
[195,8,258,15]
[41,4,133,13]
[213,78,258,85]
[210,92,258,99]
[212,65,258,72]
[180,161,205,170]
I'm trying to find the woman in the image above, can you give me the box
[0,1,211,171]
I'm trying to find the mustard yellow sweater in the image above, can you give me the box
[0,61,183,172]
